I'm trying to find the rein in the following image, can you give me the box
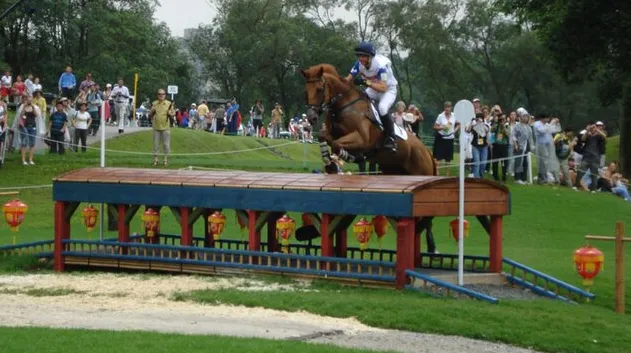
[305,76,368,121]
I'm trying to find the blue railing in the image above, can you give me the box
[405,269,499,304]
[61,240,396,283]
[502,258,595,301]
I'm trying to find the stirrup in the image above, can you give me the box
[383,136,397,152]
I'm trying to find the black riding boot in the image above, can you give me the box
[380,114,397,153]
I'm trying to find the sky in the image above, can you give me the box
[154,0,217,37]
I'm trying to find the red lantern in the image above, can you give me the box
[207,211,226,241]
[353,218,373,251]
[142,208,160,239]
[372,215,388,249]
[3,199,27,232]
[301,213,313,226]
[82,204,98,232]
[276,214,296,253]
[574,245,604,288]
[449,218,470,242]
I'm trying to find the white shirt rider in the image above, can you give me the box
[349,54,398,90]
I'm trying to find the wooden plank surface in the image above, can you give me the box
[53,168,510,205]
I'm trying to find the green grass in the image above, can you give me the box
[176,281,631,353]
[1,131,630,353]
[0,327,391,353]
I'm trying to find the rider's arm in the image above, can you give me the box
[366,79,387,93]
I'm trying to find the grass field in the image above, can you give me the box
[1,129,630,353]
[0,327,388,353]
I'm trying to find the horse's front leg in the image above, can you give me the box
[318,125,334,164]
[331,131,368,163]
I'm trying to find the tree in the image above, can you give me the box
[500,0,631,176]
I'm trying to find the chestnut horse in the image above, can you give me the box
[300,63,438,252]
[300,64,435,175]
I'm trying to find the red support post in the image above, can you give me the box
[489,215,503,273]
[53,201,69,272]
[248,210,261,251]
[335,229,347,258]
[117,204,130,254]
[395,218,415,289]
[180,207,193,247]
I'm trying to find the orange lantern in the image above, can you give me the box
[301,213,313,226]
[3,199,27,232]
[276,214,296,253]
[574,245,604,288]
[353,218,373,251]
[207,211,226,241]
[82,204,98,232]
[142,208,160,239]
[372,215,388,249]
[449,218,470,242]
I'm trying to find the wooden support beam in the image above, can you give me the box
[328,215,356,237]
[254,211,270,232]
[266,212,284,253]
[584,221,629,314]
[321,214,333,259]
[188,207,206,226]
[54,202,70,272]
[395,218,415,289]
[64,202,80,222]
[235,209,249,229]
[476,216,491,236]
[169,206,181,224]
[305,213,321,229]
[125,205,141,223]
[107,204,118,231]
[489,216,503,273]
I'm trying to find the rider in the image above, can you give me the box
[345,41,398,152]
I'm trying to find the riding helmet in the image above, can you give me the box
[354,42,376,57]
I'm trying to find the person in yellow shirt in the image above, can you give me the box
[149,88,175,166]
[196,100,209,130]
[32,89,47,118]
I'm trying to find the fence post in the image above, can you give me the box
[527,152,533,184]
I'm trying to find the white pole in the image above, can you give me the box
[527,152,533,185]
[457,126,466,286]
[99,101,106,241]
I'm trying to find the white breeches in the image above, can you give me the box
[365,87,397,116]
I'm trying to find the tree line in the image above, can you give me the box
[0,0,197,106]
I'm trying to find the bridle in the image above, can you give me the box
[305,75,364,121]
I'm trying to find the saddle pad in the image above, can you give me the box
[370,103,408,141]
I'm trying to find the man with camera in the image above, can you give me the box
[149,88,175,167]
[574,122,607,192]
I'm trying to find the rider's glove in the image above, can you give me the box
[353,75,366,86]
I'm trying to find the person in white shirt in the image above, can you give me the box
[32,77,42,92]
[24,74,35,95]
[432,101,460,175]
[345,41,398,152]
[72,102,91,152]
[1,71,12,102]
[111,78,130,133]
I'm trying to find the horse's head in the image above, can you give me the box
[300,64,344,123]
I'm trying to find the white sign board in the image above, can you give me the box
[167,85,179,95]
[453,99,475,286]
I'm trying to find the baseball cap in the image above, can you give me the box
[472,98,480,103]
[596,121,604,126]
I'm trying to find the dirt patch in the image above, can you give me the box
[0,273,542,353]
